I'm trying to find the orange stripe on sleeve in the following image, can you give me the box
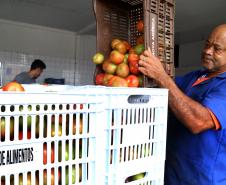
[207,109,221,130]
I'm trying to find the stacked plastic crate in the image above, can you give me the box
[93,0,175,87]
[0,85,168,185]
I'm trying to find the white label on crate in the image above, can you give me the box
[0,143,43,175]
[123,125,149,145]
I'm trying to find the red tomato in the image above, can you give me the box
[136,35,144,44]
[95,73,105,85]
[129,60,140,75]
[43,168,61,185]
[107,76,118,87]
[2,81,25,91]
[122,40,132,51]
[19,131,31,140]
[136,20,144,33]
[129,48,136,54]
[43,143,54,164]
[103,74,114,86]
[126,75,139,87]
[128,53,139,63]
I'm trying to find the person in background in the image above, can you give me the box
[13,59,46,84]
[138,24,226,185]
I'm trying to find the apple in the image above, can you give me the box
[110,50,124,65]
[92,52,104,64]
[116,63,129,78]
[2,81,25,91]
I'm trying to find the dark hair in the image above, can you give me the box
[30,59,46,70]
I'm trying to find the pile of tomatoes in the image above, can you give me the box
[93,20,145,87]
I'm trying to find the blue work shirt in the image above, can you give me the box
[165,69,226,185]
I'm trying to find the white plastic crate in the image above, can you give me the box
[0,87,106,185]
[0,85,168,185]
[102,87,168,185]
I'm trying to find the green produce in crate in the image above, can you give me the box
[0,117,14,140]
[92,52,105,64]
[125,172,146,183]
[134,44,145,55]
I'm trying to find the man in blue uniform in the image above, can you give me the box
[138,24,226,185]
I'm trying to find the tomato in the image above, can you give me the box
[107,76,118,87]
[111,38,122,49]
[129,48,136,54]
[122,40,132,51]
[116,63,130,78]
[72,117,83,134]
[129,60,140,75]
[102,60,117,74]
[136,20,144,33]
[138,75,144,87]
[110,50,124,65]
[19,131,31,140]
[92,52,104,64]
[103,74,114,86]
[111,76,128,87]
[2,81,25,91]
[136,35,144,44]
[126,75,139,87]
[115,42,127,54]
[43,168,61,185]
[95,73,105,85]
[134,44,145,55]
[43,143,54,164]
[128,53,139,63]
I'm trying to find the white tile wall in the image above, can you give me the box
[0,51,76,86]
[0,35,97,87]
[74,35,96,85]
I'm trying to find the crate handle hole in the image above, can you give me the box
[127,95,150,104]
[125,172,146,183]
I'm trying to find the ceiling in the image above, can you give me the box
[0,0,226,44]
